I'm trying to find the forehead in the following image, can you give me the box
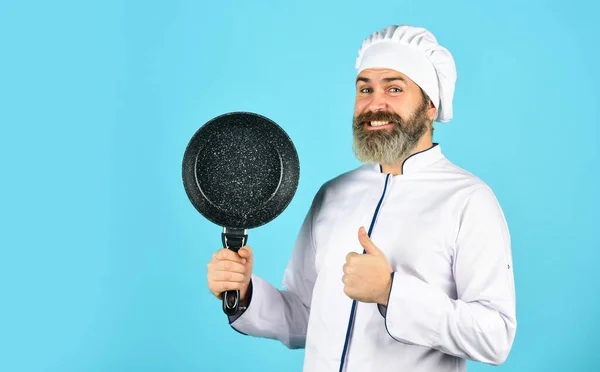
[356,68,415,85]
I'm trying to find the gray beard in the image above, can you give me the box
[352,101,430,165]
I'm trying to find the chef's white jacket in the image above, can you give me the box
[229,144,517,372]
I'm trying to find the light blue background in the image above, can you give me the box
[1,0,599,371]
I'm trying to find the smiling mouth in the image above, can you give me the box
[364,120,395,129]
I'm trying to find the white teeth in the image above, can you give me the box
[370,121,390,127]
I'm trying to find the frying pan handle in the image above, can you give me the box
[221,227,248,316]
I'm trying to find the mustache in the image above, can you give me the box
[354,111,403,126]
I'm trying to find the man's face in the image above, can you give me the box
[352,68,436,165]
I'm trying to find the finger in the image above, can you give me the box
[217,248,245,264]
[216,260,246,274]
[238,246,253,265]
[358,226,383,256]
[345,252,358,262]
[210,288,224,300]
[208,278,243,291]
[206,258,220,271]
[217,281,244,292]
[343,282,354,298]
[342,263,353,275]
[210,252,220,265]
[209,270,246,283]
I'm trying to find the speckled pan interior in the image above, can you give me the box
[182,112,300,229]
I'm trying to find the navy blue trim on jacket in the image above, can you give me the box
[383,272,404,342]
[378,143,439,175]
[338,173,391,372]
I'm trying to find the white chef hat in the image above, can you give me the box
[355,25,457,122]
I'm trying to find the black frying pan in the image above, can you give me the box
[182,111,300,315]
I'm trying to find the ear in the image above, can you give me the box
[426,99,437,121]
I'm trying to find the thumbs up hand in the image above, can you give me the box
[342,227,393,305]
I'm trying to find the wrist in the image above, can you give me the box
[378,272,393,306]
[240,279,253,306]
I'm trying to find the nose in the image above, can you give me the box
[367,91,387,112]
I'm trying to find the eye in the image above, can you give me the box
[359,87,372,94]
[389,87,402,93]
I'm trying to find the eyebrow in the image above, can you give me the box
[356,76,407,85]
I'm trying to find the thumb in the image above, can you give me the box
[358,227,383,256]
[239,246,254,265]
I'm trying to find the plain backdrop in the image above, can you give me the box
[1,0,599,371]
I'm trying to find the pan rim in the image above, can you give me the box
[181,111,300,229]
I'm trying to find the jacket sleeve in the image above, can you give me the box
[228,188,323,349]
[381,186,517,365]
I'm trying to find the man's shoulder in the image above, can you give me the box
[309,164,375,204]
[436,156,489,186]
[320,163,375,190]
[432,156,502,206]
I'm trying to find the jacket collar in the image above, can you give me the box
[374,143,444,175]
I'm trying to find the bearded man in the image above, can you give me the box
[206,24,517,372]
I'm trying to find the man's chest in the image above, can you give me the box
[313,186,460,296]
